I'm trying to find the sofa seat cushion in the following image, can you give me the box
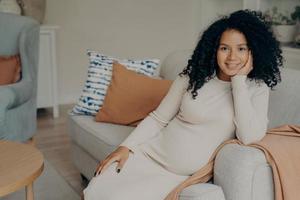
[69,115,134,161]
[179,183,225,200]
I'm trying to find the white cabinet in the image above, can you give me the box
[37,25,59,118]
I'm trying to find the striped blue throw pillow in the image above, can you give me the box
[71,50,160,115]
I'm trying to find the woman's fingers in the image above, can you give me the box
[93,146,130,177]
[116,157,127,173]
[236,52,253,75]
[94,156,120,176]
[100,157,118,174]
[248,52,253,67]
[95,161,102,172]
[246,51,253,68]
[94,157,111,176]
[94,161,104,176]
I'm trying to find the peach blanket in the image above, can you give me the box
[165,125,300,200]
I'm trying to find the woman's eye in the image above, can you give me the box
[239,47,248,51]
[219,47,228,51]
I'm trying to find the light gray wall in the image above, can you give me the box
[44,0,300,105]
[44,0,204,104]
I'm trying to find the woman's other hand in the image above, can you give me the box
[94,146,130,176]
[236,51,253,76]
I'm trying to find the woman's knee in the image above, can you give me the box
[83,180,104,199]
[84,176,117,200]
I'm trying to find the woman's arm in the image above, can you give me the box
[120,75,189,151]
[231,75,269,145]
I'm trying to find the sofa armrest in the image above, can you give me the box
[214,144,274,200]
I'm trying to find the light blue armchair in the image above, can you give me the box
[0,12,40,142]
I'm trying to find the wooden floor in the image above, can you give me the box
[35,104,85,195]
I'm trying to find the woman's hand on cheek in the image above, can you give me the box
[236,52,253,76]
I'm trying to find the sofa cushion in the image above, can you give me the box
[72,50,160,116]
[69,115,135,161]
[95,62,172,126]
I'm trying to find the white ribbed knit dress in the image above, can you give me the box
[84,74,269,200]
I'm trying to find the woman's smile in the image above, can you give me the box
[225,62,241,69]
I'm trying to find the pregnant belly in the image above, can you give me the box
[158,118,216,175]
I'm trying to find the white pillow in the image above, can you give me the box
[72,50,160,115]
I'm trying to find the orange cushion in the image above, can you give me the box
[0,55,21,85]
[95,62,172,126]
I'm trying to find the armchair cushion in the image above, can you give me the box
[0,55,21,84]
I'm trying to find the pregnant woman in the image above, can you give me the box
[84,10,282,200]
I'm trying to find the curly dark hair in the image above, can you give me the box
[180,10,283,99]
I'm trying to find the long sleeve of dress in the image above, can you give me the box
[231,75,270,145]
[120,75,189,151]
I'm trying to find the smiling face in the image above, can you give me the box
[217,29,250,81]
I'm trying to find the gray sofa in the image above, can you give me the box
[68,49,300,200]
[0,12,40,142]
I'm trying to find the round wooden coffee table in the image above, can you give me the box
[0,140,44,200]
